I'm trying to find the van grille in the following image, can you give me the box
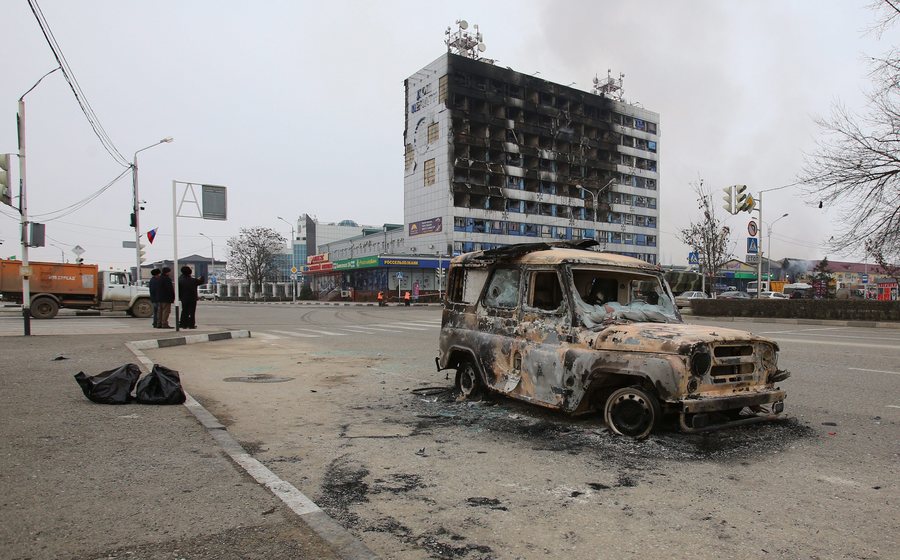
[710,344,756,383]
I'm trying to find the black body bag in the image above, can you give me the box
[74,364,142,405]
[136,364,186,405]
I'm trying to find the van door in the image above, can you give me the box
[476,267,522,388]
[515,268,574,409]
[102,272,132,303]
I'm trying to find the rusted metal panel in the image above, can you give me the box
[438,244,790,436]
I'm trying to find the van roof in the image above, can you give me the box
[453,242,659,272]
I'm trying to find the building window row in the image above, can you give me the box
[613,113,658,135]
[619,173,657,190]
[449,240,657,265]
[596,230,658,247]
[620,134,657,153]
[606,192,658,209]
[619,153,658,172]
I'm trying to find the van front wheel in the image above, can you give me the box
[604,386,660,440]
[130,298,153,319]
[455,358,484,400]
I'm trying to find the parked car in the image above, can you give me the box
[718,290,751,299]
[712,283,737,293]
[436,241,789,439]
[674,290,709,308]
[198,286,218,301]
[759,291,788,299]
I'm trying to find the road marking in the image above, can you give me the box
[345,325,395,332]
[766,332,900,342]
[848,367,900,376]
[270,329,320,338]
[887,405,900,409]
[756,327,849,335]
[383,324,429,331]
[294,328,346,336]
[773,338,900,350]
[251,332,282,340]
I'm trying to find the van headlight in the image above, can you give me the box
[691,346,711,377]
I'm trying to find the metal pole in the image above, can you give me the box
[17,99,30,335]
[173,180,180,332]
[756,192,763,298]
[277,217,296,302]
[132,152,142,285]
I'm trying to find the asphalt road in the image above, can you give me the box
[118,302,900,560]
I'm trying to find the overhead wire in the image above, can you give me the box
[29,168,132,221]
[27,0,130,168]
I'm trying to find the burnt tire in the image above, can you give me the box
[31,297,59,319]
[130,298,153,319]
[454,358,484,400]
[604,386,660,440]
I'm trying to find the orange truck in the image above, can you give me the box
[0,259,153,319]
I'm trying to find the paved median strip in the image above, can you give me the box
[125,329,378,560]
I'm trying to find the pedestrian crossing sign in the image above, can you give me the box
[747,237,759,254]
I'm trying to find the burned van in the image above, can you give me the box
[436,242,789,439]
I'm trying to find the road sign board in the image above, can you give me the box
[748,221,758,237]
[122,240,137,249]
[746,254,760,264]
[72,245,84,256]
[290,266,298,274]
[861,273,869,284]
[747,237,759,254]
[688,252,699,265]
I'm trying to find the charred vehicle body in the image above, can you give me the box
[436,241,789,439]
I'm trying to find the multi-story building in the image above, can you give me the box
[310,28,661,297]
[403,52,660,264]
[275,214,372,280]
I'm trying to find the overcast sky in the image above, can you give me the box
[0,0,892,269]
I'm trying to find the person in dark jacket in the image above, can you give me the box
[148,268,162,328]
[158,267,175,328]
[178,266,205,329]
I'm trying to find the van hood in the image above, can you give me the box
[590,323,773,355]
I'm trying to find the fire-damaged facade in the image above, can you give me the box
[404,53,660,264]
[436,242,790,439]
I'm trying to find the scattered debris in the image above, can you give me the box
[261,507,276,515]
[822,422,838,426]
[53,355,68,360]
[466,497,508,511]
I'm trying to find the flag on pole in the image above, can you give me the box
[147,228,158,244]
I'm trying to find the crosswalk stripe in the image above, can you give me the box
[270,330,321,338]
[383,324,429,331]
[345,325,395,332]
[252,332,282,340]
[294,328,346,336]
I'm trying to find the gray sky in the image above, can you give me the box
[0,0,891,269]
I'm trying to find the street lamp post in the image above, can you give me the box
[199,232,215,283]
[575,178,616,238]
[277,216,296,303]
[132,137,173,285]
[50,243,65,262]
[766,213,789,283]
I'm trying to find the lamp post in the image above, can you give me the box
[132,137,173,285]
[50,243,65,262]
[199,232,215,281]
[766,213,789,283]
[575,178,616,240]
[277,216,296,303]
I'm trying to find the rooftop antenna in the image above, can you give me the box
[592,69,625,101]
[445,20,495,64]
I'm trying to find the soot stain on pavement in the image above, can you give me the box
[364,516,495,559]
[318,455,370,528]
[398,388,816,466]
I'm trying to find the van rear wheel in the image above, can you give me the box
[604,386,660,440]
[31,297,59,319]
[455,358,484,400]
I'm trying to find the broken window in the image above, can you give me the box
[527,271,564,311]
[405,144,414,170]
[483,268,520,309]
[448,267,489,304]
[428,122,439,144]
[541,225,553,238]
[439,75,448,103]
[424,159,436,186]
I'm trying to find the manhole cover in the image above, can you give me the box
[223,374,294,383]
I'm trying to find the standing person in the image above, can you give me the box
[158,267,175,328]
[404,291,411,306]
[377,291,384,306]
[178,266,205,329]
[413,281,420,303]
[148,268,162,328]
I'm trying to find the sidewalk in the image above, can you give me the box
[0,332,345,560]
[682,310,900,329]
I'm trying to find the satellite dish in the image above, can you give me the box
[459,20,468,29]
[477,43,486,52]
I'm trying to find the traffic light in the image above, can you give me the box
[722,185,735,214]
[0,154,11,207]
[138,243,146,264]
[76,257,84,264]
[130,212,136,228]
[734,185,749,214]
[739,193,756,213]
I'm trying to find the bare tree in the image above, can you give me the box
[865,239,900,287]
[226,227,286,295]
[800,1,900,255]
[679,181,732,292]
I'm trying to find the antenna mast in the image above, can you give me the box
[445,20,494,64]
[593,69,625,101]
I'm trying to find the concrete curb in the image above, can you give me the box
[686,314,900,329]
[125,330,379,560]
[237,301,440,307]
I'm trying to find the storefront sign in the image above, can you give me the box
[408,217,442,237]
[307,253,329,265]
[333,256,380,271]
[306,262,333,273]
